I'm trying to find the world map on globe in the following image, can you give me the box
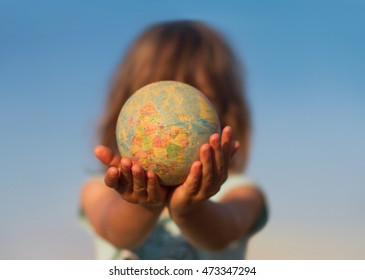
[116,81,220,186]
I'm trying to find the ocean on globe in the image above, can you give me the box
[116,81,221,186]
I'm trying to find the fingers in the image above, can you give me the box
[131,163,147,197]
[200,143,214,188]
[94,145,121,167]
[183,161,203,195]
[146,170,166,205]
[210,133,224,179]
[199,126,238,189]
[108,158,166,206]
[120,158,133,193]
[115,159,148,197]
[104,167,121,189]
[221,126,233,167]
[146,171,159,197]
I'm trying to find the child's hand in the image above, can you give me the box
[167,126,239,217]
[94,145,168,209]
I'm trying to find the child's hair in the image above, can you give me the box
[97,20,251,172]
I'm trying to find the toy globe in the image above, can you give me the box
[116,81,220,186]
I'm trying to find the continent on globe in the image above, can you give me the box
[116,81,221,186]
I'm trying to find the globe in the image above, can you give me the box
[116,81,220,186]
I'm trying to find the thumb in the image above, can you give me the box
[94,145,121,167]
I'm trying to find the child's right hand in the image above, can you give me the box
[94,145,168,209]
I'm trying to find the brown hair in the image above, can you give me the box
[97,20,251,172]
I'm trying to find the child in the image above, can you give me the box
[80,20,268,259]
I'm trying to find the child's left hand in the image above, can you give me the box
[167,126,239,217]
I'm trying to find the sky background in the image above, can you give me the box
[0,0,364,259]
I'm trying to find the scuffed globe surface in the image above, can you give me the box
[116,81,220,186]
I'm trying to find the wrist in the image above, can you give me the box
[141,202,166,214]
[123,199,165,216]
[169,200,210,223]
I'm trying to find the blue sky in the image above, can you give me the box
[0,0,364,259]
